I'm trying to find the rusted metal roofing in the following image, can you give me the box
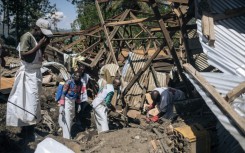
[122,52,149,108]
[148,72,169,91]
[185,72,245,150]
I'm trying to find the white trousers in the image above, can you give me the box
[58,97,75,139]
[94,104,109,133]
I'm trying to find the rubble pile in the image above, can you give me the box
[1,0,245,152]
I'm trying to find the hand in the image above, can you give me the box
[150,115,159,122]
[145,104,154,111]
[58,99,65,106]
[108,105,116,112]
[38,37,50,46]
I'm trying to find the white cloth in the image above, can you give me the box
[97,78,107,90]
[80,73,90,102]
[35,138,75,153]
[92,84,114,133]
[92,84,114,108]
[6,32,42,127]
[58,97,75,139]
[94,104,109,133]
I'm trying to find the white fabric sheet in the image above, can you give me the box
[6,32,42,127]
[59,97,75,139]
[94,104,108,133]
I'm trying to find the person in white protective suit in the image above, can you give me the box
[58,72,82,139]
[92,78,121,134]
[6,18,52,138]
[146,87,186,122]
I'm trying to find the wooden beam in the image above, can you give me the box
[112,37,164,41]
[151,24,197,32]
[225,81,245,103]
[202,12,215,47]
[106,17,152,26]
[122,43,165,96]
[95,0,120,71]
[109,9,130,40]
[61,36,85,52]
[130,12,161,49]
[150,66,161,87]
[167,0,189,4]
[149,0,192,97]
[61,27,103,51]
[80,40,101,55]
[183,63,245,135]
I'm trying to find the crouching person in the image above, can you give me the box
[146,87,185,122]
[58,72,82,139]
[92,78,121,134]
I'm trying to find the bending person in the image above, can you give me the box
[147,87,186,122]
[92,78,121,133]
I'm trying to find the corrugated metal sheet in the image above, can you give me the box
[99,64,119,77]
[196,0,245,77]
[185,72,245,151]
[122,52,149,107]
[216,122,243,153]
[148,72,169,91]
[194,53,210,71]
[210,0,245,14]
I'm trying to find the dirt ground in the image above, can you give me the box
[0,57,218,153]
[0,94,217,153]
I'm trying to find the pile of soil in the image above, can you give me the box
[80,128,157,153]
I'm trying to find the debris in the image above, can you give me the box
[35,137,75,153]
[150,140,158,151]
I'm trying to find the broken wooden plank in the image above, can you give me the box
[0,77,15,94]
[202,12,215,46]
[106,17,155,26]
[183,63,245,135]
[208,15,215,46]
[224,81,245,103]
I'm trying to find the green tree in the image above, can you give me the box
[69,0,150,30]
[1,0,56,41]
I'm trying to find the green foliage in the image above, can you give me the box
[74,1,99,30]
[70,0,152,30]
[1,0,56,41]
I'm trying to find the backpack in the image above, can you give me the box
[55,82,66,102]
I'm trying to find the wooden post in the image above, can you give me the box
[95,0,120,74]
[149,0,192,97]
[122,43,165,96]
[224,81,245,103]
[183,63,245,135]
[150,66,161,87]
